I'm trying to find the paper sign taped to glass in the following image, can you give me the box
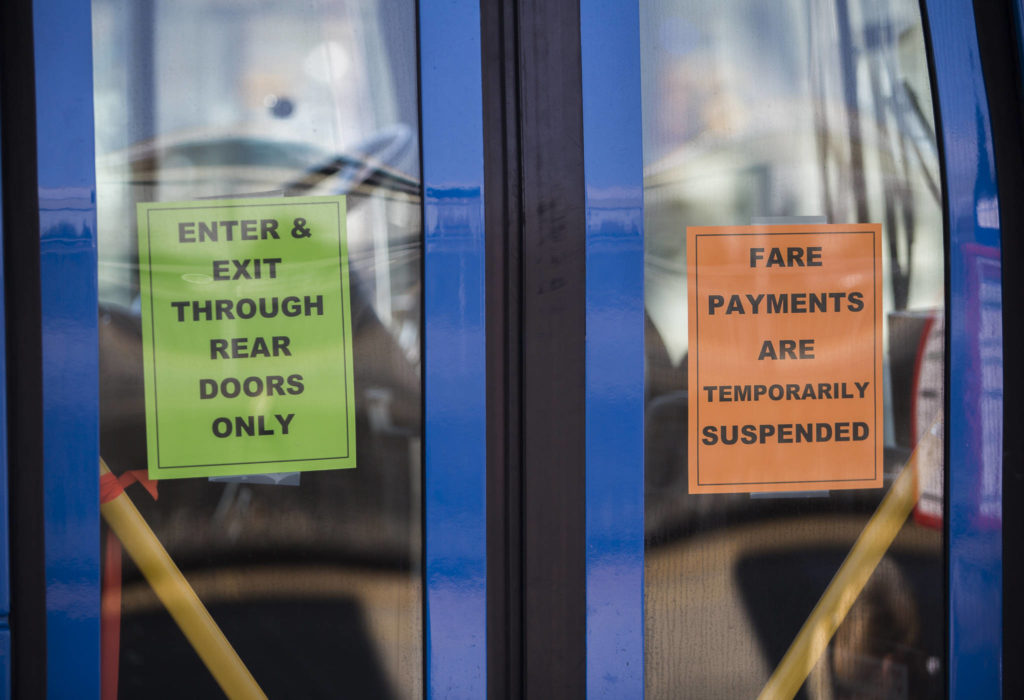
[687,223,883,494]
[137,195,357,480]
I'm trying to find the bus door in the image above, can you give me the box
[4,0,486,697]
[577,0,1006,698]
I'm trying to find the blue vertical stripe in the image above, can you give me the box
[922,1,1003,697]
[581,2,646,698]
[419,1,487,697]
[32,0,101,696]
[0,627,9,700]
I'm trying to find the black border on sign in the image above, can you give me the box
[143,200,353,469]
[694,230,879,487]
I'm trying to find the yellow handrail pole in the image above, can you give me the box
[100,460,267,700]
[758,427,930,700]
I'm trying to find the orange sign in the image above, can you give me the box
[687,224,883,494]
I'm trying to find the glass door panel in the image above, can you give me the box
[92,1,423,696]
[639,1,946,697]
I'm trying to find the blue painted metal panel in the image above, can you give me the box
[32,0,101,696]
[419,1,487,697]
[0,99,10,620]
[922,1,1003,697]
[581,2,645,698]
[0,625,9,700]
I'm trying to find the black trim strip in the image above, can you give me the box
[0,0,47,694]
[482,0,523,696]
[916,3,951,695]
[516,0,587,696]
[483,0,587,696]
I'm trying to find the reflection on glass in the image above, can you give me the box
[93,1,422,697]
[641,0,944,697]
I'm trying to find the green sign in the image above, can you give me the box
[137,196,357,479]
